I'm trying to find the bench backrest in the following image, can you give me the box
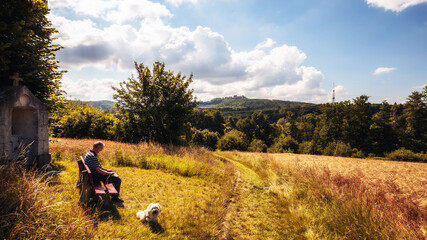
[80,156,96,189]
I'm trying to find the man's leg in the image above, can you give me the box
[93,174,122,198]
[107,176,121,197]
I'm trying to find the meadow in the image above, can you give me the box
[0,138,426,239]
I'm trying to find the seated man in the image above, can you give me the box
[84,141,124,203]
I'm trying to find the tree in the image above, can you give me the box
[113,62,197,144]
[191,109,225,135]
[369,101,397,154]
[401,88,427,152]
[0,0,64,110]
[51,101,119,140]
[217,129,249,151]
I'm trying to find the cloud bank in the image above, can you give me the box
[49,0,335,102]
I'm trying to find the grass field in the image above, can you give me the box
[1,138,426,239]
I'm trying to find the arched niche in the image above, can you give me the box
[11,106,38,156]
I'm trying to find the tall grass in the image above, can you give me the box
[0,155,93,239]
[221,152,427,239]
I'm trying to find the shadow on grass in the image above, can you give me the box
[82,198,122,221]
[148,221,165,234]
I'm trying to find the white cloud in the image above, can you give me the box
[49,0,172,23]
[49,0,330,102]
[366,0,427,12]
[256,38,277,49]
[165,0,198,7]
[62,77,120,101]
[373,67,396,75]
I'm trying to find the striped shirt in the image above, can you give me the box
[84,150,102,173]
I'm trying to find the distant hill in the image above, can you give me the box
[199,96,310,109]
[83,100,115,110]
[199,96,319,120]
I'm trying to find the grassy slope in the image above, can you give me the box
[2,139,426,239]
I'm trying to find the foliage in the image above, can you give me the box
[248,139,268,152]
[298,140,317,154]
[268,136,298,153]
[113,62,197,144]
[217,129,249,151]
[51,101,119,140]
[235,112,273,145]
[190,128,220,150]
[386,148,427,162]
[322,141,353,157]
[191,109,225,135]
[0,0,65,111]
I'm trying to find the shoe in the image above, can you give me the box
[111,197,124,203]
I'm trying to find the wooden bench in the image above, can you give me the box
[77,156,118,204]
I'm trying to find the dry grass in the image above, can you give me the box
[218,151,427,239]
[0,162,92,239]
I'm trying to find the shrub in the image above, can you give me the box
[268,136,298,153]
[191,128,220,150]
[351,148,365,158]
[386,148,427,162]
[248,139,268,152]
[298,140,317,154]
[322,141,352,157]
[217,129,249,151]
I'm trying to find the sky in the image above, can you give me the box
[47,0,427,103]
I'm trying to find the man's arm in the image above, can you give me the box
[95,167,113,175]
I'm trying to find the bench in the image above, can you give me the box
[77,156,118,204]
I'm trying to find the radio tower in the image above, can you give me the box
[332,83,336,103]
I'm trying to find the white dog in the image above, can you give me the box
[136,203,162,223]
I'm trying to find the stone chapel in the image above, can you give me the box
[0,74,50,167]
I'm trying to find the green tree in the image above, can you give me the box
[369,101,397,154]
[345,95,372,152]
[0,0,64,110]
[217,129,249,151]
[51,101,119,140]
[191,109,225,135]
[401,88,427,152]
[113,62,197,144]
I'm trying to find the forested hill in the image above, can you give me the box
[83,100,115,110]
[199,96,319,120]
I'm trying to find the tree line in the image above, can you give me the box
[50,61,427,161]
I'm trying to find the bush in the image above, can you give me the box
[248,139,268,152]
[298,141,317,154]
[386,148,427,162]
[217,130,249,151]
[268,136,298,153]
[322,141,352,157]
[351,148,365,158]
[51,101,119,140]
[191,128,220,150]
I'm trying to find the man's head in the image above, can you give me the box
[93,141,105,154]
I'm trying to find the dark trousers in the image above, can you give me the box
[93,174,121,197]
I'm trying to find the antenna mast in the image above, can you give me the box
[332,82,336,103]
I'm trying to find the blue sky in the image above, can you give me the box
[48,0,427,103]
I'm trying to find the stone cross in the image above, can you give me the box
[10,73,23,87]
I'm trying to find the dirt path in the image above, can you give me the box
[214,154,241,240]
